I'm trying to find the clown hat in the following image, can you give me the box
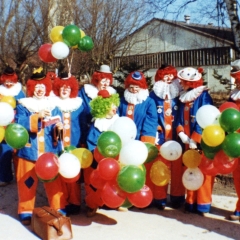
[231,60,240,74]
[1,66,18,83]
[177,67,202,82]
[98,65,112,73]
[124,71,148,89]
[30,67,46,80]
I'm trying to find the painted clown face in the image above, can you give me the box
[163,74,174,84]
[60,85,71,99]
[128,84,141,93]
[34,84,46,99]
[97,78,111,91]
[3,80,15,89]
[106,103,117,119]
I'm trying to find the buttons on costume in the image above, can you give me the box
[184,120,188,125]
[166,124,171,130]
[64,119,69,124]
[39,136,44,142]
[64,124,70,129]
[165,108,172,116]
[157,108,162,113]
[64,137,70,142]
[185,106,189,111]
[64,112,70,118]
[128,110,133,115]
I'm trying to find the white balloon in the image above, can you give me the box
[0,102,14,126]
[182,168,204,191]
[51,41,69,59]
[160,140,182,161]
[108,117,137,146]
[196,105,221,129]
[58,153,81,178]
[119,140,148,166]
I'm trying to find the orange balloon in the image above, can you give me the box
[202,124,225,147]
[0,126,5,142]
[49,26,64,43]
[182,149,202,168]
[150,161,170,186]
[0,95,16,109]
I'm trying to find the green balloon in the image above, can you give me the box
[62,24,81,46]
[120,198,133,209]
[200,139,221,160]
[222,132,240,158]
[78,36,94,51]
[60,145,76,155]
[144,143,159,163]
[219,108,240,133]
[5,123,29,149]
[97,131,122,157]
[117,165,145,193]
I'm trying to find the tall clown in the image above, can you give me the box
[78,65,116,145]
[52,72,84,215]
[228,59,240,221]
[176,67,214,215]
[149,64,185,209]
[0,66,25,186]
[15,67,67,225]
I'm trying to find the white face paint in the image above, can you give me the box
[97,78,111,90]
[128,85,140,93]
[106,104,117,119]
[163,74,174,84]
[33,84,46,99]
[60,85,71,99]
[3,80,15,89]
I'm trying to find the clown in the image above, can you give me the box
[176,67,214,216]
[228,59,240,221]
[78,65,116,145]
[52,71,84,215]
[149,64,185,209]
[0,66,25,186]
[15,67,67,225]
[84,90,120,217]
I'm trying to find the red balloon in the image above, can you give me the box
[93,147,105,163]
[128,185,153,208]
[199,153,218,176]
[213,150,239,174]
[219,102,239,112]
[89,169,106,190]
[101,182,126,208]
[35,153,59,181]
[97,158,120,181]
[61,172,80,183]
[38,43,57,63]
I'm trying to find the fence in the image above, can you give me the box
[111,47,235,70]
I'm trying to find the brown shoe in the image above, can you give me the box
[86,207,97,217]
[229,214,240,221]
[21,219,31,226]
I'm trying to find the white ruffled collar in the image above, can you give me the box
[153,80,182,99]
[84,84,116,99]
[94,114,119,132]
[52,97,83,112]
[230,89,240,101]
[18,96,56,113]
[0,82,22,96]
[124,89,149,105]
[179,86,208,103]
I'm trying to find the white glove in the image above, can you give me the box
[178,132,190,144]
[189,139,197,149]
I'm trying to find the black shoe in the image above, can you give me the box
[66,204,81,216]
[171,202,182,209]
[229,214,240,221]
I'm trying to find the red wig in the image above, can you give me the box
[53,76,79,98]
[124,71,148,89]
[155,65,177,82]
[1,66,18,84]
[91,71,113,86]
[26,76,52,97]
[230,71,240,84]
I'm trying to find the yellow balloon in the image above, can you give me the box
[182,149,201,168]
[71,148,93,169]
[0,126,5,142]
[80,29,86,38]
[50,26,64,43]
[150,161,170,186]
[202,124,225,147]
[0,95,16,109]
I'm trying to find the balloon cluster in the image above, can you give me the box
[90,117,154,209]
[38,24,94,63]
[35,146,93,183]
[0,98,29,148]
[196,102,240,176]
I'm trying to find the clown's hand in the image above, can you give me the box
[178,132,190,144]
[189,139,197,149]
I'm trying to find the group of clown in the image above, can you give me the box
[1,47,240,225]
